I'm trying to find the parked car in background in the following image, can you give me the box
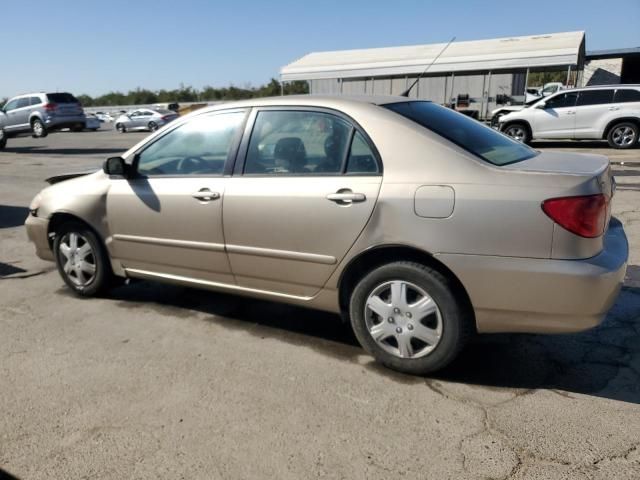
[95,112,114,123]
[84,114,101,131]
[114,108,179,133]
[0,92,86,146]
[25,96,627,375]
[491,82,567,127]
[500,85,640,149]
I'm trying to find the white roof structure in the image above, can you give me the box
[281,31,585,81]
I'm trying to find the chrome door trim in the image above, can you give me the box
[125,268,313,301]
[112,234,225,252]
[225,244,337,265]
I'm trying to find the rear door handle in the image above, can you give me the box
[192,188,220,202]
[327,191,366,204]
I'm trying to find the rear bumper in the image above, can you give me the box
[44,115,86,130]
[437,217,628,334]
[25,214,53,261]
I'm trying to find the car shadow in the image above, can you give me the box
[106,276,640,405]
[0,468,21,480]
[1,146,126,155]
[0,205,29,228]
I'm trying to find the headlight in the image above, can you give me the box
[29,192,42,216]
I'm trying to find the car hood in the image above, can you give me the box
[45,170,96,185]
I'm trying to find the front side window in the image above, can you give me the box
[136,112,245,176]
[244,111,352,175]
[614,89,640,103]
[384,101,537,166]
[3,99,19,111]
[577,90,614,106]
[544,92,578,109]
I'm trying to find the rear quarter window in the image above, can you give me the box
[614,89,640,103]
[384,101,537,166]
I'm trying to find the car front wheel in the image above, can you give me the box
[607,122,639,149]
[349,261,473,375]
[116,123,126,133]
[53,221,114,297]
[0,129,6,149]
[503,123,531,144]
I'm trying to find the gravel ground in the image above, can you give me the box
[1,128,639,479]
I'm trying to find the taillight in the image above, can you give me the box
[542,194,608,238]
[44,103,56,112]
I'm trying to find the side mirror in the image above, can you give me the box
[103,156,127,177]
[535,102,546,109]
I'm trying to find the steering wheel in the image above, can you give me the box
[177,156,207,174]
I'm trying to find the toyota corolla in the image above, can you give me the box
[25,96,628,375]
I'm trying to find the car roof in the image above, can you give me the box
[195,94,417,115]
[570,84,640,91]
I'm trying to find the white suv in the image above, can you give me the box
[499,85,640,149]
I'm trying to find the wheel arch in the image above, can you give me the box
[602,117,640,139]
[47,212,104,249]
[337,244,475,329]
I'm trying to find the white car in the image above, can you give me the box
[95,112,113,123]
[490,83,566,127]
[84,114,101,131]
[499,85,640,149]
[114,108,179,133]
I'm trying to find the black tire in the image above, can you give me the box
[607,122,639,149]
[148,121,158,132]
[53,221,115,297]
[31,118,48,138]
[503,122,531,144]
[116,123,126,133]
[349,261,473,375]
[0,129,6,149]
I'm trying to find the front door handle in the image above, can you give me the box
[192,188,220,202]
[608,106,620,111]
[327,190,366,205]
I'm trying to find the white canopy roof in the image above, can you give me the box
[281,31,585,81]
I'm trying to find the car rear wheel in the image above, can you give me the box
[503,123,530,144]
[31,118,47,138]
[116,123,126,133]
[148,121,158,132]
[349,261,473,375]
[53,221,114,297]
[607,122,639,149]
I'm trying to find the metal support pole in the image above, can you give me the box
[281,81,284,96]
[566,65,572,86]
[449,73,455,106]
[484,71,492,119]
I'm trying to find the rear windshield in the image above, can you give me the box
[383,101,537,166]
[46,93,79,104]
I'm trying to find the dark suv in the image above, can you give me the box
[0,92,86,148]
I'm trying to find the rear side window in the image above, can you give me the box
[46,93,78,103]
[614,89,640,103]
[384,101,537,166]
[244,111,352,175]
[346,131,379,174]
[577,90,614,106]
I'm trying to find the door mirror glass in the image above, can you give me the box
[103,156,127,176]
[536,102,546,109]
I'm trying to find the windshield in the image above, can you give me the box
[383,101,537,166]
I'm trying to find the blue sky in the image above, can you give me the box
[1,0,638,97]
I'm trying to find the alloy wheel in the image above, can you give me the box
[612,126,637,147]
[364,280,443,359]
[58,232,97,287]
[33,121,44,137]
[505,126,525,142]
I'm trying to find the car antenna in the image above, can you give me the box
[401,36,456,97]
